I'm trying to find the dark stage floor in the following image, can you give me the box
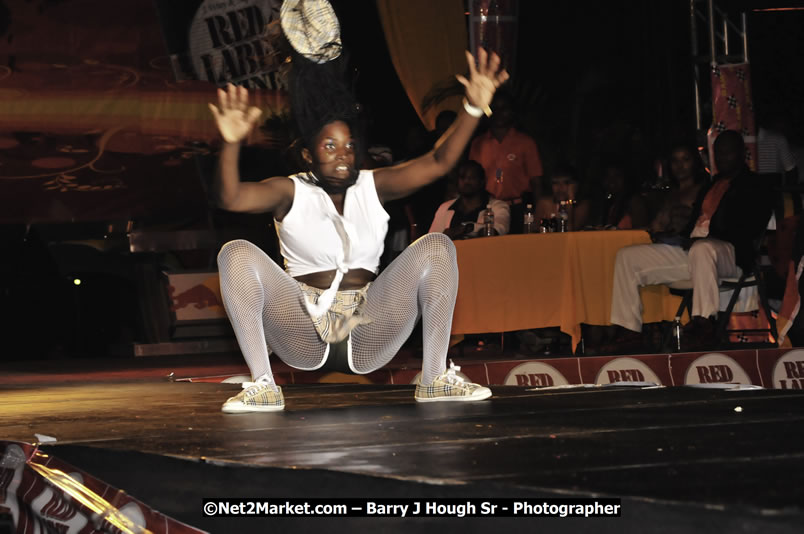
[1,378,803,532]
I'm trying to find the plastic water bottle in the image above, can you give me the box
[483,204,495,236]
[523,203,535,234]
[558,202,569,232]
[673,316,682,352]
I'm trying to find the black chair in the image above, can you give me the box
[714,240,778,346]
[662,228,778,350]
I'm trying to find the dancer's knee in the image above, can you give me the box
[217,239,257,268]
[414,232,457,265]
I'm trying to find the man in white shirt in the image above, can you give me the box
[758,126,798,184]
[429,160,510,239]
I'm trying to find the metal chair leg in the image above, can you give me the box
[754,267,779,343]
[716,272,748,346]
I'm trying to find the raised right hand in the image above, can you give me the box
[208,83,263,144]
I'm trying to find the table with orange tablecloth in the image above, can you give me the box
[451,230,682,350]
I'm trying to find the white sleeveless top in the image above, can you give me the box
[275,170,389,317]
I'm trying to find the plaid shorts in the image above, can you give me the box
[298,282,372,344]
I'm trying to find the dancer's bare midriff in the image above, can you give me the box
[294,268,376,290]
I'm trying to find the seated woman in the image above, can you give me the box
[429,159,510,239]
[585,158,650,230]
[649,142,708,242]
[208,10,508,412]
[533,165,590,231]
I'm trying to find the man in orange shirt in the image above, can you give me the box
[469,90,543,232]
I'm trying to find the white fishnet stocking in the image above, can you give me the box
[216,233,457,386]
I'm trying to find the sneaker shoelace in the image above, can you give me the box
[442,360,468,386]
[240,381,278,394]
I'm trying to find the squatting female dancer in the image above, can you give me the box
[209,47,508,412]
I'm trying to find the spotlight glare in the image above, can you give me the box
[73,278,81,286]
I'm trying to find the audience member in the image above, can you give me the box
[533,165,590,231]
[649,142,708,239]
[429,160,510,239]
[610,130,773,350]
[586,157,650,229]
[757,111,798,185]
[469,89,543,232]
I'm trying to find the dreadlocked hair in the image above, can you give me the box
[287,50,365,172]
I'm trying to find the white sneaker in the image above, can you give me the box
[414,361,492,402]
[222,383,285,413]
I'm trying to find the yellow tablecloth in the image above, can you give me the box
[451,230,682,349]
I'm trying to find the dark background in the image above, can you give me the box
[149,0,804,176]
[331,0,804,177]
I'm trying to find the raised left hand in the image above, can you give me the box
[456,48,510,113]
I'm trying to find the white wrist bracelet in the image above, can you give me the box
[463,98,491,118]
